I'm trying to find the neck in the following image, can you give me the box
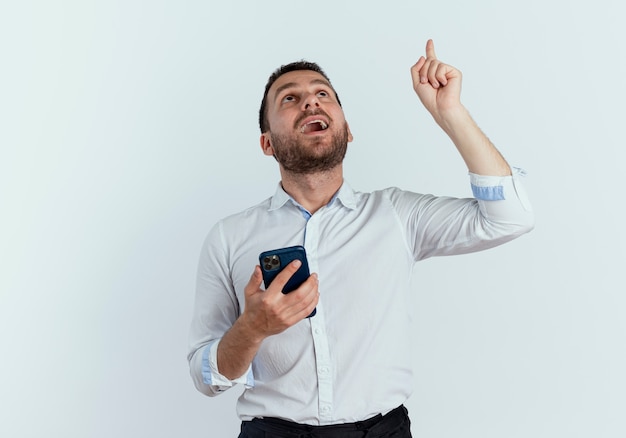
[279,166,343,214]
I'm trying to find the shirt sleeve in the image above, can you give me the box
[388,167,535,261]
[188,340,254,396]
[187,222,255,396]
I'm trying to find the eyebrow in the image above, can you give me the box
[273,78,333,102]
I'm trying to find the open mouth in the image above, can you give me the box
[300,119,329,134]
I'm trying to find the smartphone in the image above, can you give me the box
[259,245,316,318]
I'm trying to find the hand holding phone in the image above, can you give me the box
[259,245,316,318]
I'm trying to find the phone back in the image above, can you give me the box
[259,245,316,317]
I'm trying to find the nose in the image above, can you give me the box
[301,93,320,111]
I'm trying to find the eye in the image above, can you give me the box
[282,95,296,103]
[317,90,329,98]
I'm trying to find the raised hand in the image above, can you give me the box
[410,39,463,123]
[409,40,511,176]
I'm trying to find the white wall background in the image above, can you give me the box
[1,1,624,437]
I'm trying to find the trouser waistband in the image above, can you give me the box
[240,405,410,437]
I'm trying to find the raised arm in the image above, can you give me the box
[410,39,511,176]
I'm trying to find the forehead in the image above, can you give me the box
[268,70,332,99]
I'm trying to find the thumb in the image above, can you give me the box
[410,56,426,90]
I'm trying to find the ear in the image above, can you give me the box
[346,122,354,143]
[260,133,274,156]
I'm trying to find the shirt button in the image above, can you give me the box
[321,405,331,413]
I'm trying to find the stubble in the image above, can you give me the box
[270,123,350,174]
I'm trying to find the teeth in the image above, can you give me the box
[300,119,328,133]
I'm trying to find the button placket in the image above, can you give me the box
[304,211,334,423]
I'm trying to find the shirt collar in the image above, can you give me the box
[268,180,358,212]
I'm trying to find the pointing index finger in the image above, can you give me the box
[425,39,436,59]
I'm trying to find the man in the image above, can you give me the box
[188,40,534,437]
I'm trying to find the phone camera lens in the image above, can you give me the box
[262,254,280,271]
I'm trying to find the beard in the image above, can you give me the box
[269,122,350,175]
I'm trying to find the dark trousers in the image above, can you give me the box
[238,405,412,437]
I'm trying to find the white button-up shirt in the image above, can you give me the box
[188,170,534,425]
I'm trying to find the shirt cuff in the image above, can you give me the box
[201,340,254,390]
[469,167,533,221]
[470,168,529,203]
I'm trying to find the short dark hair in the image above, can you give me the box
[259,61,341,133]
